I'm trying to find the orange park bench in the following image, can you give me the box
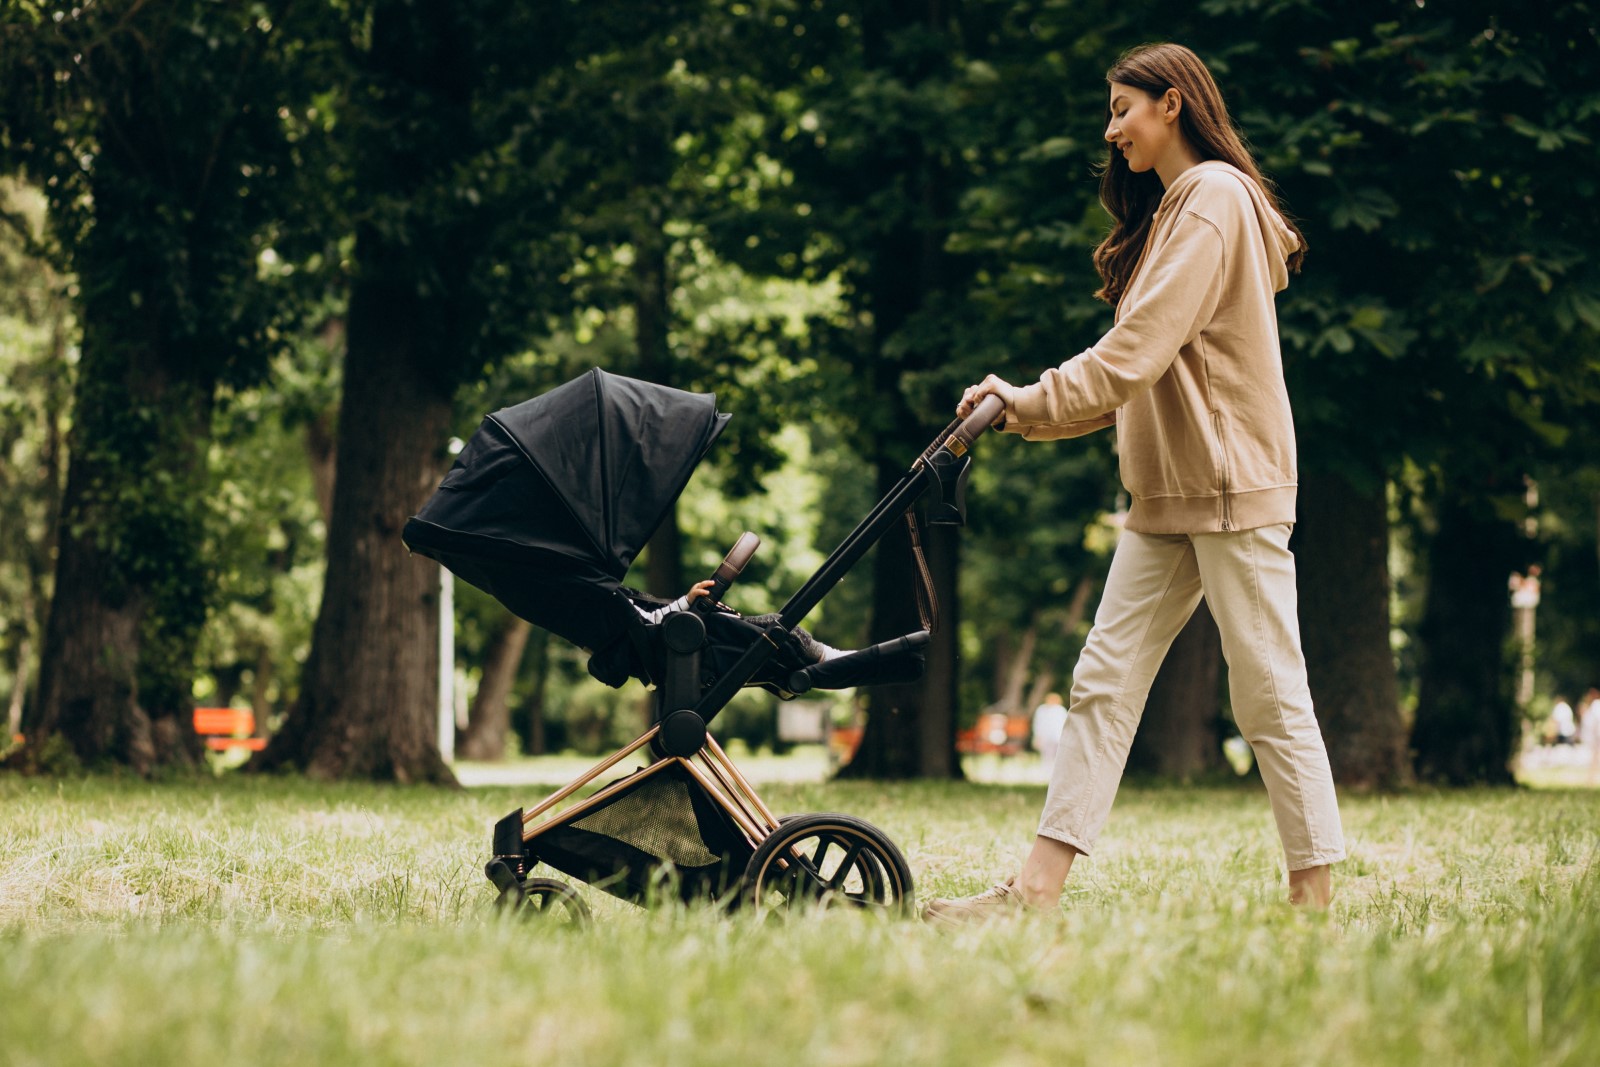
[956,712,1030,757]
[193,707,266,752]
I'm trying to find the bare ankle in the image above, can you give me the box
[1015,874,1060,910]
[1288,864,1332,908]
[1017,835,1078,909]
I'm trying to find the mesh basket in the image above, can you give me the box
[527,761,755,904]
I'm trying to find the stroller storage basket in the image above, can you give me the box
[526,759,755,905]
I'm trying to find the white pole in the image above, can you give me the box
[437,437,464,763]
[438,563,455,762]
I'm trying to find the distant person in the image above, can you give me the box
[1582,689,1600,785]
[926,43,1343,926]
[1550,696,1577,747]
[1031,693,1068,766]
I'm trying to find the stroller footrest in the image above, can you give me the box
[788,630,931,693]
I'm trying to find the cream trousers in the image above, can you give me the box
[1038,524,1346,871]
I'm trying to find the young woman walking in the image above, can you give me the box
[925,42,1344,923]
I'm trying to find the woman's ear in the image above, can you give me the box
[1163,87,1183,123]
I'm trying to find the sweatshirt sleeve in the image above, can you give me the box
[1005,209,1227,432]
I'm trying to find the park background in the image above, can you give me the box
[3,3,1600,1065]
[4,0,1599,788]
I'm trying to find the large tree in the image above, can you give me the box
[1402,6,1600,782]
[255,0,585,782]
[744,0,1064,777]
[1,0,306,773]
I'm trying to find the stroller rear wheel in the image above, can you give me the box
[496,876,592,926]
[742,812,914,917]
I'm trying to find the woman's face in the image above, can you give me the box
[1104,82,1180,176]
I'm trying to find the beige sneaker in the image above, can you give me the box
[921,877,1030,927]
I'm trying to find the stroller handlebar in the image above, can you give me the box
[948,394,1006,453]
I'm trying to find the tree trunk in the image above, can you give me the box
[994,622,1038,716]
[1029,573,1094,710]
[839,413,964,780]
[1127,599,1225,778]
[1411,490,1522,785]
[1293,469,1411,788]
[303,317,344,527]
[457,614,532,761]
[515,627,552,756]
[305,409,338,527]
[838,509,963,779]
[253,262,457,785]
[250,644,275,740]
[29,503,146,770]
[6,633,29,744]
[823,0,963,779]
[24,311,210,774]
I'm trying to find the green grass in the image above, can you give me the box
[3,766,1599,1067]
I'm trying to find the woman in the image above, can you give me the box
[925,43,1345,923]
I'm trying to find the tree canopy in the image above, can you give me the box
[2,0,1598,785]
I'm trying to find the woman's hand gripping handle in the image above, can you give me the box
[947,392,1007,455]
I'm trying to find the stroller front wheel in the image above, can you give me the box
[742,812,914,917]
[496,876,592,927]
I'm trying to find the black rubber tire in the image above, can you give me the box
[496,876,592,926]
[742,812,914,917]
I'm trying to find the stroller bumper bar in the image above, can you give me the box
[786,630,931,695]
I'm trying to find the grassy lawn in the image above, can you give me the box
[2,760,1597,1067]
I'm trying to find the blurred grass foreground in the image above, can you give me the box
[2,769,1598,1067]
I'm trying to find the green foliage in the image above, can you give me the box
[4,0,1600,775]
[2,0,315,388]
[1185,3,1600,476]
[196,375,329,722]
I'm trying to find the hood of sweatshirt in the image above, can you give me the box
[1157,160,1300,293]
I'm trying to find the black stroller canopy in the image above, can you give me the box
[404,369,728,651]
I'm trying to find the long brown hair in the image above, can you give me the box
[1092,43,1305,305]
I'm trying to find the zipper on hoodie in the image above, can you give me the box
[1212,411,1233,531]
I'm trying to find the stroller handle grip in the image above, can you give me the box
[705,531,761,604]
[950,394,1006,452]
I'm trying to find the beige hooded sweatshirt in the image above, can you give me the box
[1002,160,1302,534]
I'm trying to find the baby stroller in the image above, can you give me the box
[403,368,1003,921]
